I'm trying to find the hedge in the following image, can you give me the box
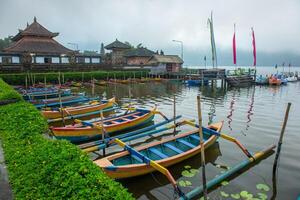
[0,79,23,103]
[0,80,134,199]
[0,70,149,85]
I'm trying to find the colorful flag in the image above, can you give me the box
[233,24,237,65]
[251,27,256,66]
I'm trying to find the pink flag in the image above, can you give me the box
[251,27,256,66]
[232,25,237,65]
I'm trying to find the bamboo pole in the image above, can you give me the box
[62,73,65,84]
[271,102,292,200]
[59,91,65,126]
[92,77,95,97]
[58,72,61,88]
[100,110,106,156]
[173,95,176,135]
[197,95,208,200]
[25,75,28,89]
[44,75,47,100]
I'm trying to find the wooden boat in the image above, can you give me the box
[50,107,157,142]
[255,75,268,85]
[42,97,116,119]
[34,95,98,109]
[94,122,223,179]
[269,76,281,85]
[21,87,71,100]
[186,79,209,86]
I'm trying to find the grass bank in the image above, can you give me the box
[0,79,134,199]
[0,70,149,85]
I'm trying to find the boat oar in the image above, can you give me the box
[111,138,185,198]
[197,95,208,200]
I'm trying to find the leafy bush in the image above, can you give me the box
[0,79,23,102]
[0,82,134,199]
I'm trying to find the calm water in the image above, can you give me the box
[81,67,300,200]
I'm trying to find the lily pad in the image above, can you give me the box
[220,191,229,197]
[199,197,210,200]
[181,170,194,177]
[184,165,191,169]
[185,180,192,186]
[178,180,186,187]
[190,169,199,174]
[256,183,270,192]
[231,193,240,199]
[221,181,229,186]
[257,192,268,200]
[240,191,253,199]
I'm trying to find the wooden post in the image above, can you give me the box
[272,103,291,171]
[201,70,204,87]
[58,72,61,88]
[59,91,65,126]
[25,75,28,89]
[100,110,106,156]
[173,95,176,135]
[197,95,208,200]
[271,102,291,200]
[92,77,95,97]
[44,75,47,100]
[62,73,65,84]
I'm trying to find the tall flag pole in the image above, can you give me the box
[251,27,256,67]
[208,12,218,68]
[233,24,237,67]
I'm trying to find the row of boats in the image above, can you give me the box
[256,73,299,85]
[19,85,225,186]
[18,83,277,198]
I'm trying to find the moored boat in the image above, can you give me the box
[33,95,98,109]
[21,88,71,100]
[94,121,223,179]
[287,76,298,82]
[50,107,157,142]
[42,97,116,119]
[255,75,268,85]
[269,76,281,85]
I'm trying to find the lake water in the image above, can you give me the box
[81,66,300,200]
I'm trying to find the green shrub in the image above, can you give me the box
[0,79,23,102]
[0,70,149,85]
[0,82,134,199]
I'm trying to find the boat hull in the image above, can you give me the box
[51,108,156,142]
[42,97,115,119]
[94,122,223,179]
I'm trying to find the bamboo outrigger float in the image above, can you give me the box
[50,107,160,142]
[42,97,116,119]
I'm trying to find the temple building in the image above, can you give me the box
[124,47,155,66]
[104,39,131,65]
[146,55,183,75]
[0,17,101,72]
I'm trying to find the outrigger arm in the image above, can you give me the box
[183,121,253,158]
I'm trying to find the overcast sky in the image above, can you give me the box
[1,0,299,65]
